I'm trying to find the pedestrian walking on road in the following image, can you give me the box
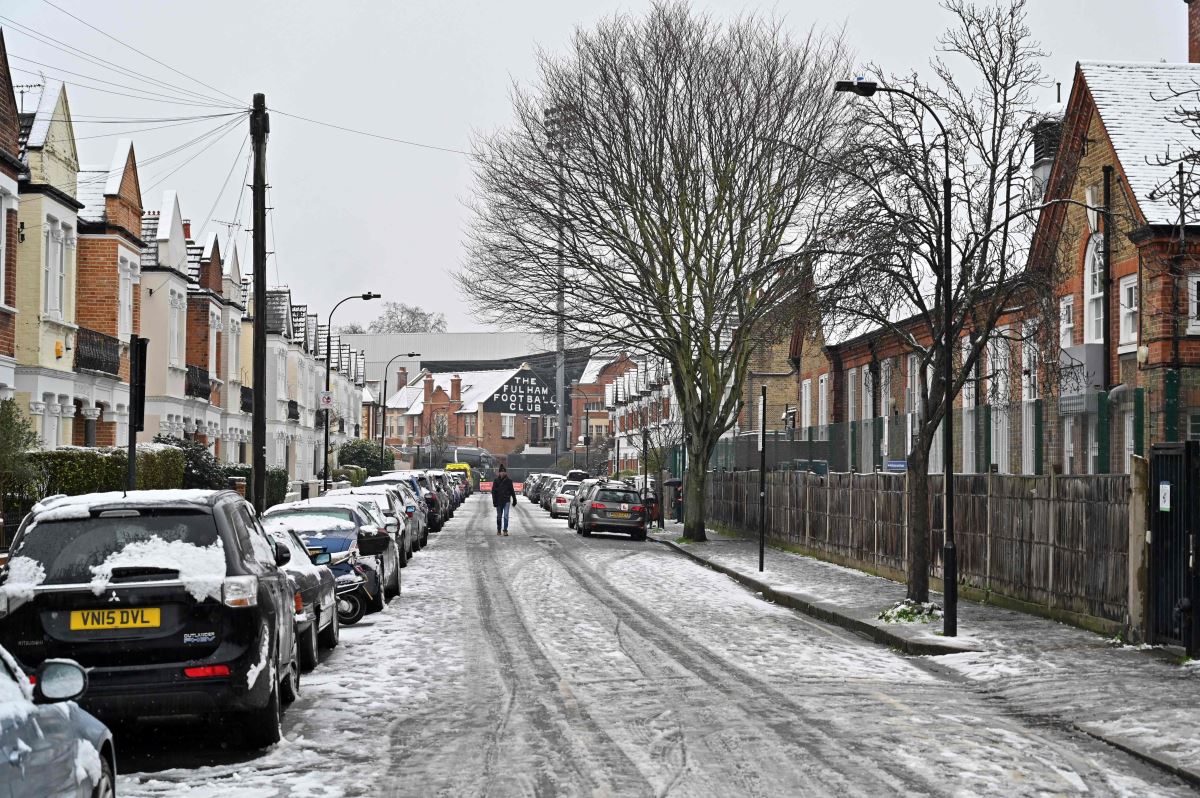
[492,464,517,536]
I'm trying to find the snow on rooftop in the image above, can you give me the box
[74,168,109,223]
[1080,60,1200,226]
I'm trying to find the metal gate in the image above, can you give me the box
[1148,443,1199,654]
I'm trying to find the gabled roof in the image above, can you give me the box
[0,31,22,168]
[18,81,77,171]
[387,367,532,416]
[142,190,189,274]
[75,167,109,223]
[1079,60,1200,227]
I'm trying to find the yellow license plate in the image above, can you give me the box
[609,512,631,519]
[70,608,161,631]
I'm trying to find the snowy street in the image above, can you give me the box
[116,494,1197,797]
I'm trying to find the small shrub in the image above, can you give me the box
[265,468,289,508]
[338,438,394,476]
[154,435,224,489]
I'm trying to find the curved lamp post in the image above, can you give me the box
[323,292,380,489]
[834,77,957,636]
[379,351,421,467]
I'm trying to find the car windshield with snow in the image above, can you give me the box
[0,490,300,749]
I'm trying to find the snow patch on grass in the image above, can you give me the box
[878,599,943,624]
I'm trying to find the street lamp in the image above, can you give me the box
[379,351,421,469]
[323,292,380,490]
[834,76,958,636]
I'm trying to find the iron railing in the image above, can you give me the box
[241,385,253,413]
[185,365,211,399]
[73,327,121,376]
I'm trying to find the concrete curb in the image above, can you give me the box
[1072,726,1200,789]
[654,538,974,657]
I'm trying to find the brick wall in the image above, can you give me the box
[0,208,15,358]
[1190,0,1200,64]
[186,297,210,368]
[75,237,119,336]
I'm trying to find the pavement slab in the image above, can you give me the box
[653,522,1200,788]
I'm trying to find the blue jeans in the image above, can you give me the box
[496,502,510,532]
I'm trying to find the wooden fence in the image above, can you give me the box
[705,470,1131,627]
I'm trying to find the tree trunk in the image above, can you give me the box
[682,445,709,541]
[906,447,931,602]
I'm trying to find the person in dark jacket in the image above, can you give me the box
[491,465,517,536]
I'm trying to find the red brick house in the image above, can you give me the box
[73,139,143,446]
[0,31,18,400]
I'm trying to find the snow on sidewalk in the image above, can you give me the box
[652,525,1200,786]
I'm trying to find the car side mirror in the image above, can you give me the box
[385,518,399,532]
[309,549,332,566]
[33,659,87,704]
[274,540,292,566]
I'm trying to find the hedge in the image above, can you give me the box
[29,445,185,497]
[332,465,367,487]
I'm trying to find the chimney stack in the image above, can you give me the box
[1190,0,1200,63]
[450,374,462,402]
[182,219,192,239]
[397,367,408,388]
[423,374,434,403]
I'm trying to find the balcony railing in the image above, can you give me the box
[287,399,300,421]
[241,385,253,413]
[185,365,212,399]
[73,327,121,377]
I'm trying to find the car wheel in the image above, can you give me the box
[240,669,282,749]
[568,513,576,529]
[633,530,647,542]
[319,603,340,648]
[280,639,301,705]
[581,525,592,537]
[388,556,402,599]
[337,592,365,626]
[91,753,115,798]
[299,621,319,672]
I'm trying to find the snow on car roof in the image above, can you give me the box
[262,514,357,538]
[31,490,222,521]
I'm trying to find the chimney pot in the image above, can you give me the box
[182,219,192,239]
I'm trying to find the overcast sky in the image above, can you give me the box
[2,0,1186,332]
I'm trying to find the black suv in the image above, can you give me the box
[0,490,300,748]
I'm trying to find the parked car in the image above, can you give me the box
[326,487,413,565]
[568,478,608,529]
[0,646,116,798]
[264,498,399,606]
[427,470,458,513]
[549,481,581,519]
[565,469,589,482]
[263,522,339,670]
[264,513,382,625]
[523,474,542,500]
[577,484,647,540]
[540,478,565,512]
[531,474,561,504]
[368,471,439,534]
[0,490,300,748]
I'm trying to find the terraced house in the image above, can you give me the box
[0,32,19,402]
[74,138,143,446]
[13,81,84,448]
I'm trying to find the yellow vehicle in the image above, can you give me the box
[445,462,474,491]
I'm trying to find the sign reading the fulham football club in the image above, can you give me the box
[484,371,556,415]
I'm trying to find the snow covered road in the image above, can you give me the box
[116,494,1197,797]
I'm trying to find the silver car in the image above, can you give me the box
[549,480,581,519]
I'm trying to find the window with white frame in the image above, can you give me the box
[817,374,828,428]
[1190,276,1200,335]
[800,379,812,430]
[1063,415,1076,473]
[43,218,61,316]
[1085,185,1100,233]
[1189,410,1200,442]
[118,258,133,338]
[168,290,182,366]
[208,312,219,374]
[962,342,976,472]
[1084,235,1104,343]
[1021,323,1039,402]
[464,414,477,437]
[847,368,857,423]
[1119,274,1138,346]
[906,354,920,416]
[862,366,874,419]
[501,413,515,438]
[1059,295,1074,348]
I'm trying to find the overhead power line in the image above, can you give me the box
[37,0,244,106]
[8,53,239,108]
[0,14,240,108]
[270,109,473,156]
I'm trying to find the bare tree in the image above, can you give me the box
[338,322,366,335]
[368,303,448,334]
[458,1,853,540]
[821,0,1059,601]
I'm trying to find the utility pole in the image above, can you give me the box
[251,93,269,513]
